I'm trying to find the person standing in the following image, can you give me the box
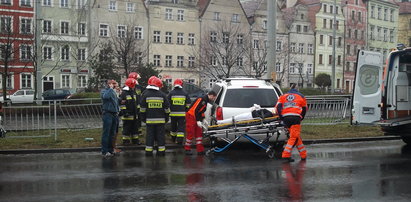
[275,84,308,162]
[120,78,139,145]
[184,91,217,155]
[167,79,191,144]
[101,80,120,157]
[112,81,122,153]
[128,72,145,138]
[140,76,170,156]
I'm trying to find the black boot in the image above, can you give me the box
[282,157,295,163]
[157,151,165,156]
[145,151,153,157]
[185,150,193,155]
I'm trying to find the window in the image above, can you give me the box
[188,33,195,45]
[177,10,184,21]
[323,19,326,28]
[370,25,374,40]
[117,25,126,38]
[390,29,394,42]
[177,32,184,44]
[319,54,323,64]
[21,18,32,34]
[77,0,85,9]
[165,32,172,43]
[165,55,172,67]
[77,48,86,61]
[222,32,229,43]
[253,40,259,49]
[236,57,243,67]
[355,0,359,5]
[390,9,394,22]
[263,20,267,29]
[336,20,339,30]
[237,34,243,44]
[307,64,313,74]
[347,45,351,55]
[210,56,216,66]
[329,19,333,29]
[172,0,179,3]
[337,55,341,65]
[354,30,358,39]
[109,1,116,11]
[289,63,296,74]
[328,55,332,65]
[43,0,51,6]
[60,0,68,7]
[338,37,342,47]
[153,55,160,66]
[330,5,333,13]
[377,27,381,40]
[21,0,31,6]
[290,43,296,53]
[276,41,282,51]
[78,75,87,88]
[383,29,387,41]
[352,10,355,21]
[61,46,69,61]
[134,26,143,39]
[1,0,11,5]
[188,56,195,68]
[301,14,304,20]
[78,23,86,35]
[276,63,281,72]
[20,44,31,60]
[43,46,52,60]
[99,24,109,37]
[21,74,32,88]
[126,2,134,12]
[154,31,161,43]
[361,31,364,40]
[61,75,70,88]
[308,44,313,54]
[346,62,350,71]
[384,8,387,21]
[371,5,375,18]
[320,35,324,45]
[0,73,13,89]
[177,56,184,67]
[296,25,301,32]
[165,8,173,20]
[304,26,308,32]
[378,7,381,20]
[61,21,69,34]
[298,43,304,53]
[358,12,362,22]
[214,12,220,21]
[323,4,327,13]
[210,31,217,42]
[0,16,12,33]
[231,14,239,23]
[348,29,351,38]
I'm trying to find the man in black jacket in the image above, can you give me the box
[120,78,139,145]
[167,79,191,144]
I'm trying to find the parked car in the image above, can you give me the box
[0,89,35,104]
[42,89,72,100]
[210,77,284,141]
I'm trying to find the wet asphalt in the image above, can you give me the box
[1,140,411,202]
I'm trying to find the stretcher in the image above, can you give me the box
[203,116,289,158]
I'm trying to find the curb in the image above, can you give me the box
[0,136,402,155]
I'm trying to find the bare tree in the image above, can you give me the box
[195,21,252,79]
[248,33,268,78]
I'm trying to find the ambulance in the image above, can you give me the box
[352,46,411,144]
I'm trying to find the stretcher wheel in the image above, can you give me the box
[267,149,275,159]
[272,142,285,159]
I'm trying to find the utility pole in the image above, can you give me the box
[266,0,276,81]
[331,0,337,94]
[35,0,42,102]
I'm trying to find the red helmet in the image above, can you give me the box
[128,72,140,80]
[125,78,136,88]
[173,79,183,87]
[148,76,163,88]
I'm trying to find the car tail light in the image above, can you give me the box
[216,106,223,120]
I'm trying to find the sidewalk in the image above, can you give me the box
[0,136,401,155]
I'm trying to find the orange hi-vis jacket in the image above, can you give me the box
[187,95,209,121]
[276,89,307,118]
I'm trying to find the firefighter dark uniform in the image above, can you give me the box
[120,79,139,144]
[185,95,210,154]
[275,86,308,161]
[140,76,170,156]
[167,79,191,144]
[134,84,145,136]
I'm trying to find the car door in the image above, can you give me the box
[351,50,384,125]
[11,90,25,103]
[25,90,35,103]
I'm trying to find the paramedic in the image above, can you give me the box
[128,72,144,141]
[275,83,307,162]
[140,76,170,156]
[167,79,191,144]
[120,78,139,145]
[184,91,217,155]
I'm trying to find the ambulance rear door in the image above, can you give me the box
[351,50,384,125]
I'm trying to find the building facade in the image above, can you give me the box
[396,1,411,47]
[0,0,35,94]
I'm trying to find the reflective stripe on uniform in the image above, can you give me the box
[146,118,165,124]
[176,132,184,137]
[140,108,146,112]
[121,117,134,120]
[122,136,132,140]
[146,97,164,102]
[283,113,302,117]
[158,146,166,151]
[170,111,185,116]
[165,108,170,113]
[126,95,133,100]
[145,146,153,152]
[283,148,291,153]
[170,132,176,137]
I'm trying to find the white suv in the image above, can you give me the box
[210,77,282,121]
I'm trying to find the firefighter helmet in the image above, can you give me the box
[125,78,136,88]
[173,79,183,87]
[148,76,163,88]
[128,72,141,80]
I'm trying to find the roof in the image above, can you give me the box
[397,2,411,14]
[298,0,321,30]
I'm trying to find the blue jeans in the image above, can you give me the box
[101,112,118,154]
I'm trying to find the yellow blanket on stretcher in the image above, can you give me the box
[208,115,280,131]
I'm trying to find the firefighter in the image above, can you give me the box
[120,78,139,145]
[140,76,170,156]
[185,91,217,155]
[275,83,308,162]
[167,79,191,144]
[128,72,144,139]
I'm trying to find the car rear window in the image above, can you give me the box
[222,88,278,108]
